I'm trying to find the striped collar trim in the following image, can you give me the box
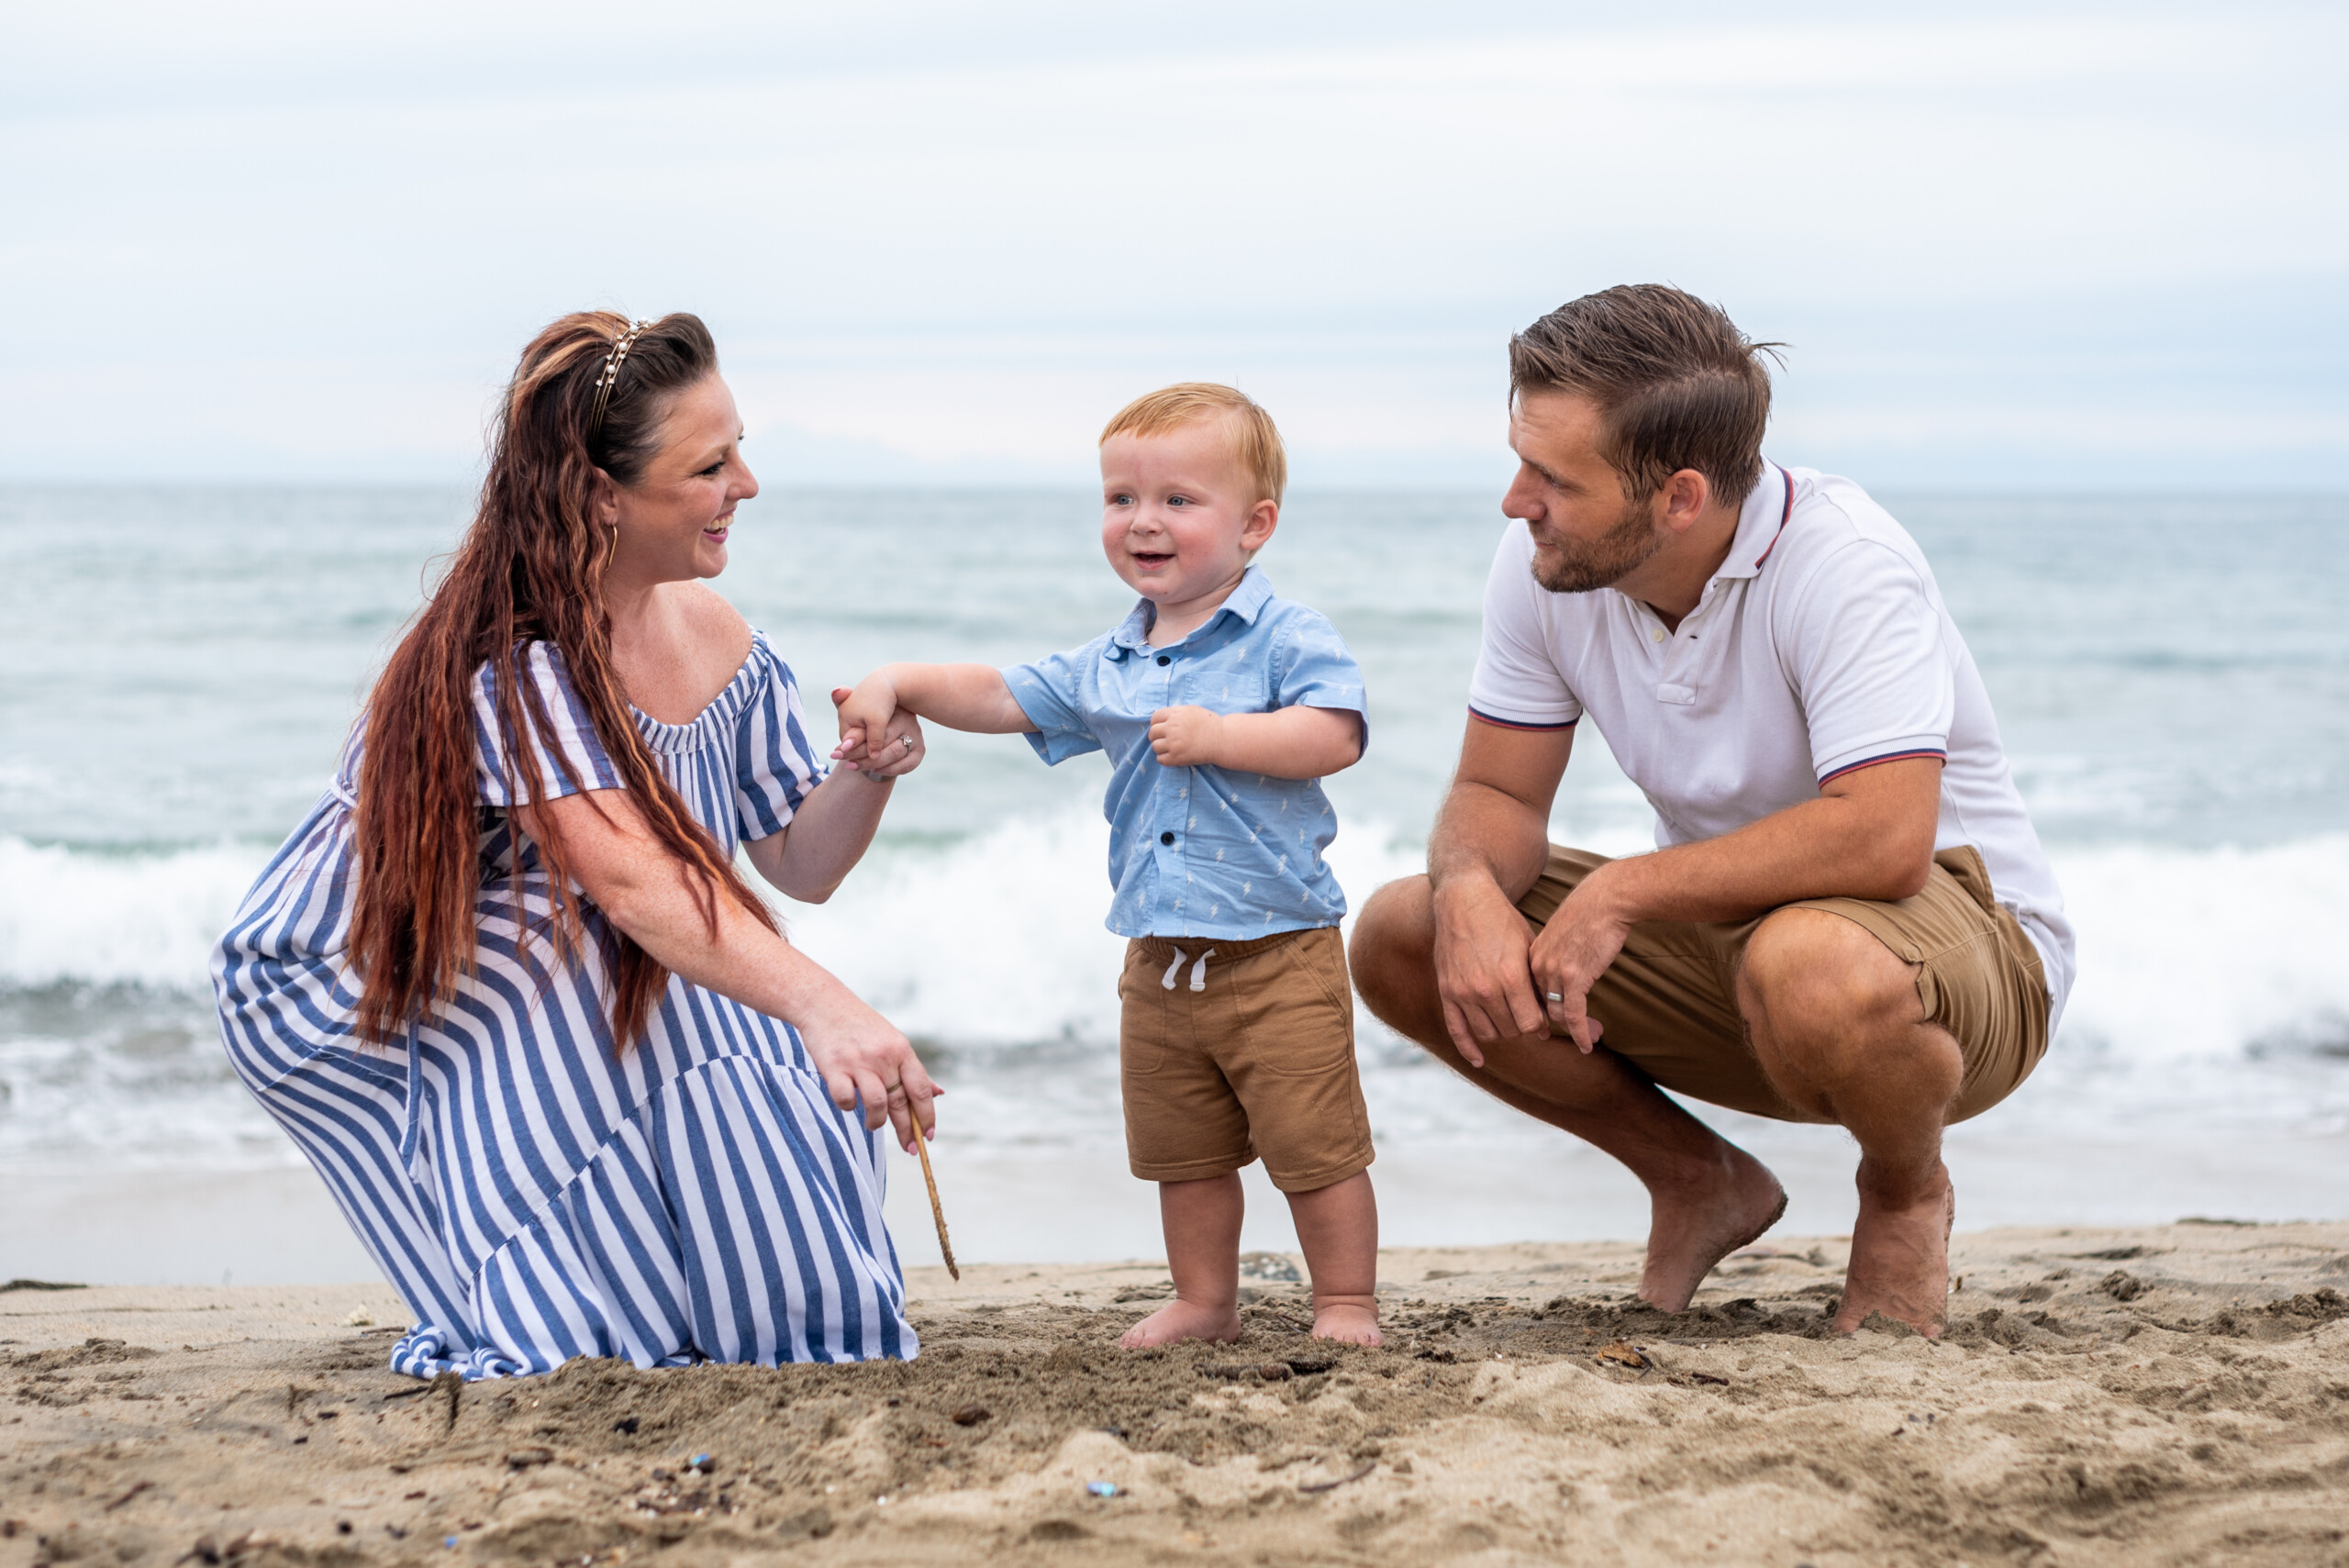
[1713,462,1796,581]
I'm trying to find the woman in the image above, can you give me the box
[214,312,938,1379]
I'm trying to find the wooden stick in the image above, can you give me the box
[909,1118,958,1280]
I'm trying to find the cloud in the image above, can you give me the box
[1,3,2342,485]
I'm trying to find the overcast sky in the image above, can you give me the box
[4,0,2343,489]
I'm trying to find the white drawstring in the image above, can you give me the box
[1159,947,1219,991]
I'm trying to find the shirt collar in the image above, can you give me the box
[1108,564,1275,654]
[1711,461,1794,582]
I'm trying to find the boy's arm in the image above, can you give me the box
[1149,704,1362,779]
[834,662,1035,769]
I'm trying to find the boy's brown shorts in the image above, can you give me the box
[1118,926,1375,1193]
[1520,844,2051,1125]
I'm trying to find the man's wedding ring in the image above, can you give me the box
[1544,992,1564,1003]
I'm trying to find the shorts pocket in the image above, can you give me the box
[1118,943,1172,1077]
[1245,956,1357,1079]
[1281,928,1353,1016]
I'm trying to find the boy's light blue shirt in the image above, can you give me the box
[1004,567,1368,941]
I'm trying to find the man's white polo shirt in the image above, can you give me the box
[1467,461,2076,1029]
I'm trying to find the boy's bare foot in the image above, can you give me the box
[1637,1142,1787,1312]
[1118,1297,1243,1350]
[1310,1303,1381,1345]
[1833,1161,1954,1337]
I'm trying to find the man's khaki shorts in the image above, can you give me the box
[1520,845,2050,1125]
[1118,926,1375,1193]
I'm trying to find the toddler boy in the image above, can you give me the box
[832,384,1378,1346]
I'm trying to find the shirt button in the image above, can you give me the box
[1160,831,1175,846]
[1650,626,1666,642]
[1156,654,1171,666]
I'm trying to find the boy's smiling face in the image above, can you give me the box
[1099,417,1278,633]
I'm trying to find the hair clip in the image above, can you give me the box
[587,319,652,439]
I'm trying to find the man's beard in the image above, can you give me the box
[1528,495,1664,594]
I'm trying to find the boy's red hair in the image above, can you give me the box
[1100,383,1286,506]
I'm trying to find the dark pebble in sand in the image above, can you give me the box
[951,1404,991,1426]
[612,1418,640,1435]
[504,1448,554,1469]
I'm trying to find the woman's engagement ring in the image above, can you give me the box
[1544,992,1564,1003]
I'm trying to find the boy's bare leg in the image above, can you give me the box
[1286,1170,1381,1345]
[1119,1173,1246,1349]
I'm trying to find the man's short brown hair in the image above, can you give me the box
[1100,383,1287,506]
[1509,285,1781,506]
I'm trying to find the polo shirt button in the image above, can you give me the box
[1160,831,1175,846]
[1650,626,1666,642]
[1156,654,1171,666]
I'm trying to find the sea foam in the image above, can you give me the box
[7,822,2345,1073]
[0,834,265,991]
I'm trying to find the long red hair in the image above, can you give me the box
[350,310,778,1051]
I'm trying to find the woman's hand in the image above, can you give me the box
[830,674,900,773]
[794,983,941,1151]
[830,686,926,779]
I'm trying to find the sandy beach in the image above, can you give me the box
[6,1221,2346,1567]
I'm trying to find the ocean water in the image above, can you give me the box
[3,484,2346,1277]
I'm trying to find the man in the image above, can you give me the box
[1348,285,2073,1335]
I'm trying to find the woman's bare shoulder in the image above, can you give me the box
[674,582,754,661]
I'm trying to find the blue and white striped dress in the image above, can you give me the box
[214,632,915,1380]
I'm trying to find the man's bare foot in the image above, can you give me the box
[1637,1142,1787,1312]
[1117,1297,1242,1349]
[1833,1161,1954,1337]
[1310,1303,1381,1346]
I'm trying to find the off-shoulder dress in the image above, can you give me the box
[214,633,914,1379]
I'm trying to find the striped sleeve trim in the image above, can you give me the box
[1819,747,1947,784]
[1468,706,1577,733]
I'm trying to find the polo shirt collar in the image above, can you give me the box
[1108,564,1275,655]
[1712,461,1793,582]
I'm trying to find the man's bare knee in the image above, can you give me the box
[1348,876,1435,1030]
[1740,908,1943,1089]
[1742,911,1916,1028]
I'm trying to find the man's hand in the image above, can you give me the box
[1431,874,1553,1067]
[1423,718,1577,1066]
[1525,863,1631,1054]
[1149,705,1226,768]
